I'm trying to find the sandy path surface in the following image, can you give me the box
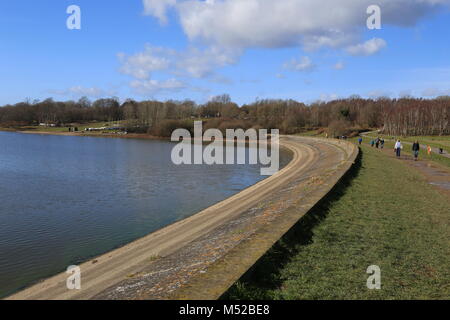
[7,136,356,300]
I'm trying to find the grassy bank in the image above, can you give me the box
[224,144,450,300]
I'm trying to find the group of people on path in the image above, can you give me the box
[366,137,385,149]
[396,140,433,161]
[359,135,438,161]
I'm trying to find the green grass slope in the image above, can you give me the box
[225,145,450,300]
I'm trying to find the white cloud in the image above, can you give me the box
[346,38,387,56]
[118,45,239,80]
[118,48,171,80]
[422,87,450,97]
[284,56,316,72]
[367,90,392,98]
[49,86,116,98]
[333,61,345,70]
[143,0,177,25]
[174,46,240,78]
[319,93,339,102]
[130,78,186,95]
[398,90,413,98]
[143,0,449,52]
[137,0,449,95]
[118,44,238,95]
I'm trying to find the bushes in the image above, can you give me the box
[328,119,351,137]
[204,118,252,134]
[148,117,317,137]
[148,118,263,138]
[149,119,194,137]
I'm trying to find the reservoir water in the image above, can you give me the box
[0,131,291,297]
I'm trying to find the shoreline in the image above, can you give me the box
[5,129,278,145]
[5,129,282,151]
[6,136,358,300]
[14,129,171,141]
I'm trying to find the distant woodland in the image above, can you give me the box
[1,94,449,137]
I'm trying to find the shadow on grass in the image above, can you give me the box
[221,148,363,300]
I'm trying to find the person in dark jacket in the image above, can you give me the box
[412,141,420,161]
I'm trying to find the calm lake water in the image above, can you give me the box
[0,131,291,297]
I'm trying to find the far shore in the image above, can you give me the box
[1,128,280,147]
[0,127,178,142]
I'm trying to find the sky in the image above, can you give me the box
[1,0,450,105]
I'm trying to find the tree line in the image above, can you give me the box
[0,95,449,136]
[0,97,122,126]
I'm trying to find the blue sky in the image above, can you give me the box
[1,0,450,105]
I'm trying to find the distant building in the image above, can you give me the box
[39,123,56,127]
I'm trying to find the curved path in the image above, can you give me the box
[7,136,358,300]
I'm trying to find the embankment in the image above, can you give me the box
[7,136,358,300]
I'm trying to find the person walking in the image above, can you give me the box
[375,137,380,149]
[427,145,432,158]
[412,140,420,161]
[358,137,363,145]
[394,140,403,158]
[380,138,385,149]
[371,140,375,147]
